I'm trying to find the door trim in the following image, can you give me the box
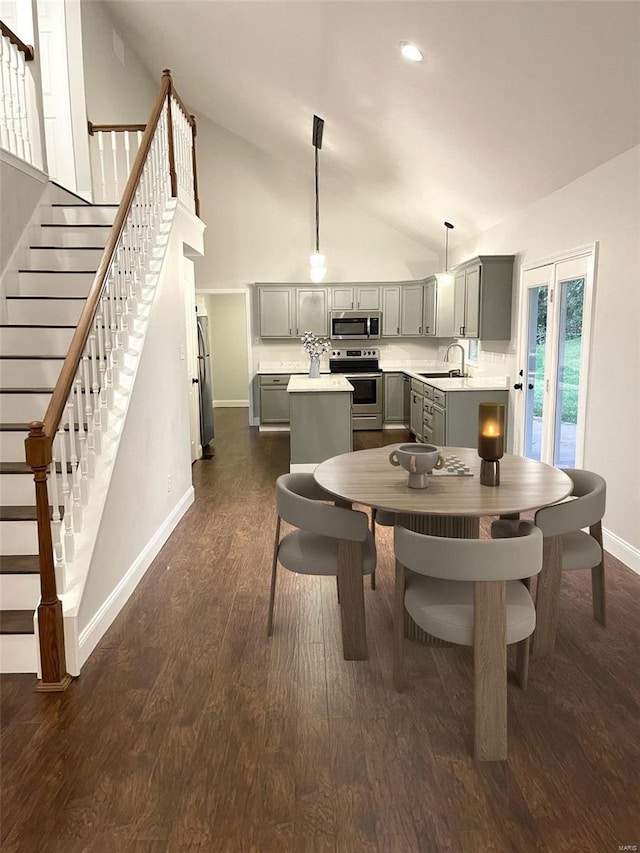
[514,243,598,466]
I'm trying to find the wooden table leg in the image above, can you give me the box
[337,539,368,660]
[474,580,507,761]
[531,534,563,657]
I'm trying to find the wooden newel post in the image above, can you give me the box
[190,115,200,217]
[163,69,178,200]
[25,422,71,691]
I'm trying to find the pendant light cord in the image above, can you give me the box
[315,145,320,253]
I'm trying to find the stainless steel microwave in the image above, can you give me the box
[330,311,381,340]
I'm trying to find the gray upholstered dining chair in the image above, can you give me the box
[492,468,607,626]
[393,521,543,760]
[267,473,377,636]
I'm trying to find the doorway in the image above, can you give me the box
[202,290,251,418]
[516,246,596,468]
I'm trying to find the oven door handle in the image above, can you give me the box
[342,372,382,379]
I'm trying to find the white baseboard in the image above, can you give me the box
[383,423,409,430]
[603,527,639,575]
[213,400,249,408]
[77,487,195,668]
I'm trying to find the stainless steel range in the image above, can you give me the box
[329,347,383,430]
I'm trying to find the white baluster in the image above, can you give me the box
[101,293,115,408]
[57,427,74,562]
[75,376,89,504]
[66,398,82,531]
[6,41,18,155]
[111,130,119,202]
[0,38,10,151]
[48,440,66,589]
[89,330,102,452]
[124,130,131,178]
[97,130,107,204]
[17,50,31,164]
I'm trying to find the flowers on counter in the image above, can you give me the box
[300,331,330,360]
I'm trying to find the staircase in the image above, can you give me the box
[0,185,117,672]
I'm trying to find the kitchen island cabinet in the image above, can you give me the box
[259,374,292,423]
[287,375,353,471]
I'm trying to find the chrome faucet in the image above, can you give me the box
[444,343,466,377]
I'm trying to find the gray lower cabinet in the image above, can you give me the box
[409,379,424,440]
[289,391,353,464]
[423,386,509,447]
[259,374,291,423]
[384,373,405,423]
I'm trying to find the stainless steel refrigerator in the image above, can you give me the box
[197,315,215,451]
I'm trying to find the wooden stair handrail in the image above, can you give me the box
[0,20,34,61]
[25,69,199,690]
[88,121,147,135]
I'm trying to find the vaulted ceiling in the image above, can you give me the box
[105,0,640,253]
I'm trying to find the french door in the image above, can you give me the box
[516,247,596,468]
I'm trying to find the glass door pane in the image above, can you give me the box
[553,278,585,467]
[524,285,548,460]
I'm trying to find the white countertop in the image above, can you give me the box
[257,360,507,392]
[402,369,508,392]
[287,375,354,393]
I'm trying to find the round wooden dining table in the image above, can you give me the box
[314,444,573,661]
[316,444,572,761]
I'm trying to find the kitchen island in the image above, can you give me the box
[287,375,353,472]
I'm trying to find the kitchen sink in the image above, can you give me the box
[418,371,461,378]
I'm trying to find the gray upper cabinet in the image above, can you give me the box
[331,287,355,310]
[452,256,514,340]
[258,286,327,338]
[356,286,380,310]
[423,278,436,336]
[330,285,380,311]
[296,288,328,336]
[382,286,401,336]
[259,287,293,338]
[400,284,424,336]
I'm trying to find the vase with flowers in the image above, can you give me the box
[300,331,330,378]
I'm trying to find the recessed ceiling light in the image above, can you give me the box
[400,42,423,62]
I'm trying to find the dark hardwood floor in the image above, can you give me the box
[1,408,639,852]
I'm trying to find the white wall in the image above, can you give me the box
[79,0,157,123]
[0,154,48,321]
[193,113,439,289]
[204,293,249,406]
[451,146,640,564]
[78,207,202,635]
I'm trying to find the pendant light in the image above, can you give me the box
[310,115,327,283]
[436,221,455,285]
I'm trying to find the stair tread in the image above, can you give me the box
[40,224,111,229]
[0,355,65,360]
[18,270,97,274]
[0,422,86,432]
[31,246,105,250]
[0,388,54,394]
[0,555,40,574]
[0,324,76,329]
[6,295,87,300]
[52,203,118,208]
[0,462,71,474]
[0,610,35,635]
[0,505,63,521]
